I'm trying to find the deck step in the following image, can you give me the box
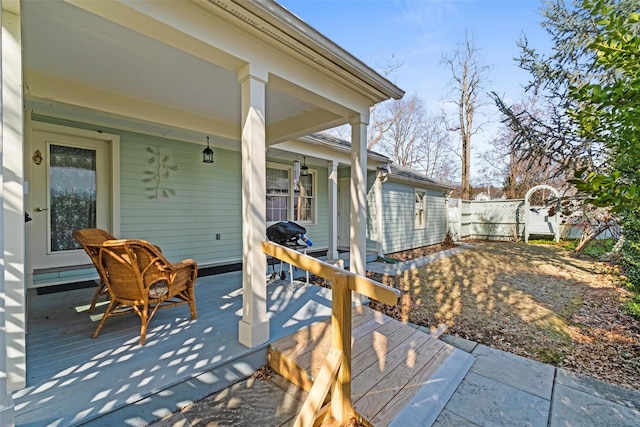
[269,306,474,426]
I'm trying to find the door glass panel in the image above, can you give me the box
[49,144,97,252]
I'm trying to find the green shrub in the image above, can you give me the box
[624,295,640,320]
[582,238,616,258]
[620,210,640,293]
[527,238,614,258]
[619,209,640,319]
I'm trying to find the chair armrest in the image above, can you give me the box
[162,259,197,288]
[168,259,197,271]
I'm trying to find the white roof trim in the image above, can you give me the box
[209,0,405,103]
[378,168,455,192]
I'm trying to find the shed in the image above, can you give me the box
[373,163,454,255]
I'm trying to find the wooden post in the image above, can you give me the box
[262,241,400,426]
[293,348,342,427]
[331,273,352,423]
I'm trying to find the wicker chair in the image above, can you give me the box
[72,228,117,313]
[89,239,197,345]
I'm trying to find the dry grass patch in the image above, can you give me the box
[369,241,640,391]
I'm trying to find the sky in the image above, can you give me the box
[278,0,555,183]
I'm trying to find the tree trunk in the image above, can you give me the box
[574,223,610,254]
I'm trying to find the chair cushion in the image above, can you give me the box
[149,280,169,299]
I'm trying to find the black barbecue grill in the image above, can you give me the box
[266,221,312,281]
[266,221,306,245]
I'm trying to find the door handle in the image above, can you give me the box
[34,207,48,212]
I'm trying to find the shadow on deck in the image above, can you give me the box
[16,272,333,426]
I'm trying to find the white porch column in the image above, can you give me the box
[1,2,23,424]
[349,114,368,279]
[327,160,339,261]
[238,64,270,348]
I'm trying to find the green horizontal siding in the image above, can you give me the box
[381,182,447,255]
[119,134,243,266]
[33,267,98,286]
[31,116,331,285]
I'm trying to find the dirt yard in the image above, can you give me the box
[369,241,640,392]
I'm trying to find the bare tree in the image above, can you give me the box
[323,58,457,183]
[325,58,403,149]
[441,31,490,199]
[420,110,457,184]
[378,94,425,167]
[376,94,456,182]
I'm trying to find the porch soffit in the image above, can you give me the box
[21,1,319,135]
[116,0,386,114]
[21,0,396,146]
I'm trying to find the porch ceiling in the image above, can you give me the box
[20,0,354,147]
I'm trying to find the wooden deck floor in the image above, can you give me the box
[268,306,473,426]
[15,273,333,426]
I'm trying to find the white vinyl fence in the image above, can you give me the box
[448,198,562,241]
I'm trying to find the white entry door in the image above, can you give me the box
[29,125,118,270]
[337,178,350,248]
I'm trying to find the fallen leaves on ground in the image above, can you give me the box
[368,241,640,392]
[384,241,456,262]
[251,365,273,381]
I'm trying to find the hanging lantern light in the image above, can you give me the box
[300,156,309,176]
[202,136,214,164]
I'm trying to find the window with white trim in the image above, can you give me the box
[266,165,315,224]
[415,190,426,229]
[266,167,290,222]
[294,173,314,222]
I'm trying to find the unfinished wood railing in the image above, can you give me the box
[262,241,401,427]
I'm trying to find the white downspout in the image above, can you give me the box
[327,160,339,262]
[375,168,384,256]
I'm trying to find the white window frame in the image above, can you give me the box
[293,171,315,224]
[266,162,316,225]
[415,189,426,229]
[266,165,291,223]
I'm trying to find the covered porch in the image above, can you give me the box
[2,0,405,424]
[17,270,334,426]
[14,0,393,299]
[16,245,473,427]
